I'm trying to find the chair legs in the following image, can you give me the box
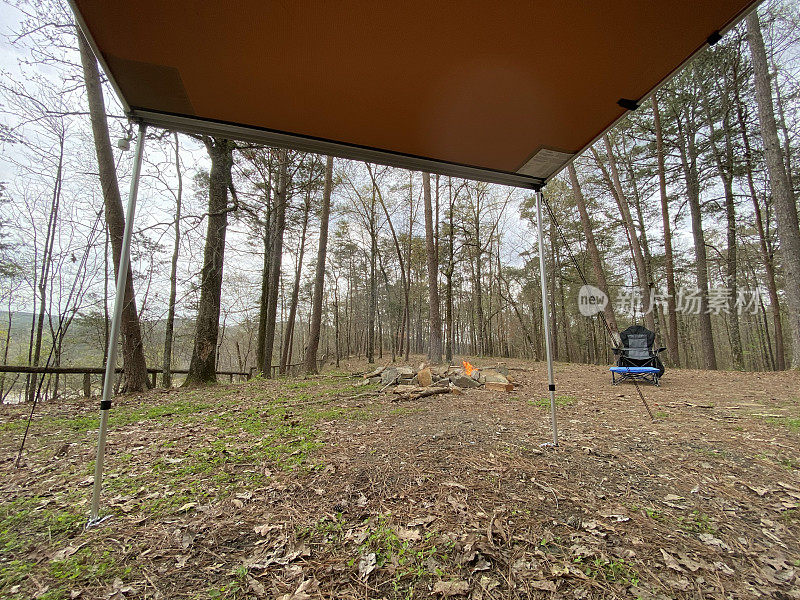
[611,371,660,386]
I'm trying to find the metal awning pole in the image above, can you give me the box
[88,121,147,526]
[536,190,558,446]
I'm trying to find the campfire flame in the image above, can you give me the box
[462,360,475,376]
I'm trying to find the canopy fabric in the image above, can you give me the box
[72,0,757,188]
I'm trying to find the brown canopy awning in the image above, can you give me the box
[71,0,757,188]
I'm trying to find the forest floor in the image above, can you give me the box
[1,357,799,600]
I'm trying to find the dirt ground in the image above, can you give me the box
[1,358,799,599]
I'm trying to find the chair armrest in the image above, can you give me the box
[654,347,667,353]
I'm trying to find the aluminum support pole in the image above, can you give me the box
[88,121,147,525]
[536,190,558,446]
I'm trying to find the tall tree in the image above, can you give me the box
[162,132,182,388]
[304,156,333,374]
[592,137,657,334]
[568,163,619,339]
[666,69,718,370]
[77,29,149,391]
[735,90,786,370]
[184,137,235,385]
[26,128,62,402]
[651,95,680,366]
[422,172,443,363]
[747,10,800,369]
[444,179,457,363]
[262,150,290,377]
[280,183,311,373]
[254,153,274,373]
[702,55,743,369]
[367,177,377,364]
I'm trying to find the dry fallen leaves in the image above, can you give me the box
[433,579,470,596]
[276,578,318,600]
[530,579,557,592]
[357,552,376,580]
[247,575,266,597]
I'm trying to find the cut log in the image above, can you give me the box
[394,384,422,394]
[485,382,515,392]
[381,367,400,385]
[450,375,480,388]
[364,363,389,379]
[417,367,432,387]
[482,369,509,384]
[409,387,450,400]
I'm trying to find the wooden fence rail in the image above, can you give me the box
[0,360,315,400]
[0,365,253,398]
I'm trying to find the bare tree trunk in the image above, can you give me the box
[736,98,785,369]
[377,251,397,362]
[255,165,274,374]
[703,93,743,369]
[652,95,680,366]
[162,132,182,388]
[367,182,377,364]
[406,180,413,361]
[547,218,561,360]
[445,181,455,363]
[262,151,290,377]
[0,301,12,399]
[675,116,717,370]
[568,163,619,338]
[281,190,310,374]
[78,30,149,391]
[27,139,62,403]
[748,11,800,369]
[304,156,333,374]
[422,173,443,363]
[369,165,411,361]
[184,137,234,385]
[594,137,656,334]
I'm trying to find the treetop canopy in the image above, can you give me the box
[71,0,757,188]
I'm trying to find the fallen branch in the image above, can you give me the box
[363,362,390,379]
[393,387,450,402]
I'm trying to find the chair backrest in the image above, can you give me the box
[619,325,655,361]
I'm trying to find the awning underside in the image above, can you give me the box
[72,0,757,187]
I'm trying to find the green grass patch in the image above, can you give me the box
[0,418,32,432]
[644,508,663,520]
[284,380,318,390]
[677,510,714,534]
[531,395,576,409]
[0,496,129,597]
[352,514,451,584]
[780,508,799,523]
[50,547,131,583]
[1,375,388,598]
[574,557,639,586]
[766,417,800,431]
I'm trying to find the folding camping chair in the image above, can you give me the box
[609,325,666,386]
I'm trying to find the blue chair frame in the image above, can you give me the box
[610,325,665,386]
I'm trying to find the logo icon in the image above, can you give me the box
[578,285,608,317]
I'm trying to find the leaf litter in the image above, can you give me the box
[0,359,798,598]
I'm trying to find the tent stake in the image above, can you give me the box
[88,121,147,527]
[536,190,558,446]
